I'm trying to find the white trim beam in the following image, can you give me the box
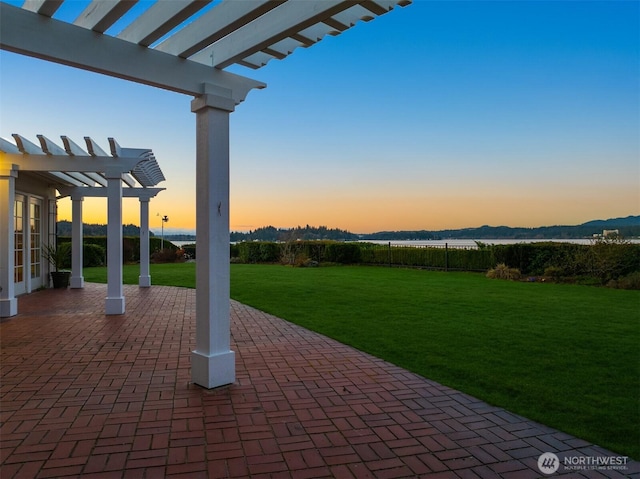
[189,0,354,68]
[189,0,358,68]
[73,0,138,34]
[22,0,62,16]
[1,153,142,173]
[117,0,213,47]
[57,186,165,199]
[155,0,284,58]
[0,4,265,100]
[48,171,85,187]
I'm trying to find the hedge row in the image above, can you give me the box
[359,243,494,271]
[230,241,362,264]
[229,240,640,284]
[58,236,177,266]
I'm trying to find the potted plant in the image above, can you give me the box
[43,242,71,288]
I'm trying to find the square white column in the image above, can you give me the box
[105,172,124,315]
[0,169,18,317]
[70,195,84,288]
[139,197,151,287]
[190,87,236,388]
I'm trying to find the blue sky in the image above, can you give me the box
[1,0,638,234]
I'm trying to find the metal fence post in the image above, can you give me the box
[445,243,448,272]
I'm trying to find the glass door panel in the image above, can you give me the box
[14,195,25,295]
[30,198,43,289]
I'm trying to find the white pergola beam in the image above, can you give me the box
[48,171,85,187]
[1,152,142,173]
[73,0,137,34]
[84,172,108,187]
[122,173,137,187]
[37,134,68,156]
[0,4,265,99]
[11,134,45,155]
[117,0,213,47]
[189,0,357,68]
[155,0,284,59]
[84,137,110,157]
[57,186,165,199]
[61,136,90,156]
[62,171,96,187]
[22,0,62,16]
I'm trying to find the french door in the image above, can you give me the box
[14,195,44,295]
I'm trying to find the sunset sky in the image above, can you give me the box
[1,0,638,234]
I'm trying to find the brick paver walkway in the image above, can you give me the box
[1,284,637,478]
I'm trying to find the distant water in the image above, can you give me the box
[171,238,638,249]
[363,239,597,248]
[170,240,196,248]
[363,238,640,248]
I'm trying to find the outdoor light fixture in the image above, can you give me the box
[161,214,169,250]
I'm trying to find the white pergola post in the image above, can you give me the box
[0,168,17,317]
[190,86,236,389]
[70,194,84,288]
[105,171,125,314]
[139,197,151,287]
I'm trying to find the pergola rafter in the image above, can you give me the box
[1,134,165,188]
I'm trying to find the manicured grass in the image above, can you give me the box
[83,263,640,458]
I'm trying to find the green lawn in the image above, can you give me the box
[83,263,640,459]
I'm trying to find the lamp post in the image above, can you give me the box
[161,215,169,250]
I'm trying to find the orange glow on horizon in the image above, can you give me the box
[56,187,638,235]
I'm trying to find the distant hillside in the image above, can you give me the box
[362,216,640,241]
[580,216,640,227]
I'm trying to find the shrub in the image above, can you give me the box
[151,248,180,263]
[580,238,640,284]
[487,263,521,280]
[612,271,640,290]
[325,243,362,264]
[544,266,564,281]
[237,242,280,263]
[259,242,280,262]
[84,243,105,267]
[182,243,196,260]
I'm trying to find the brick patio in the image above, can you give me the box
[1,284,637,478]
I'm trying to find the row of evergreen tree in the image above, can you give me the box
[56,221,148,237]
[230,225,358,242]
[56,216,639,241]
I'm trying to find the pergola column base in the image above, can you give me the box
[70,276,84,289]
[191,350,235,389]
[0,298,17,318]
[105,296,125,315]
[139,276,151,288]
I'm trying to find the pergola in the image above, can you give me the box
[0,133,166,314]
[0,0,411,389]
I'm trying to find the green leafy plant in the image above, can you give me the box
[42,242,71,272]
